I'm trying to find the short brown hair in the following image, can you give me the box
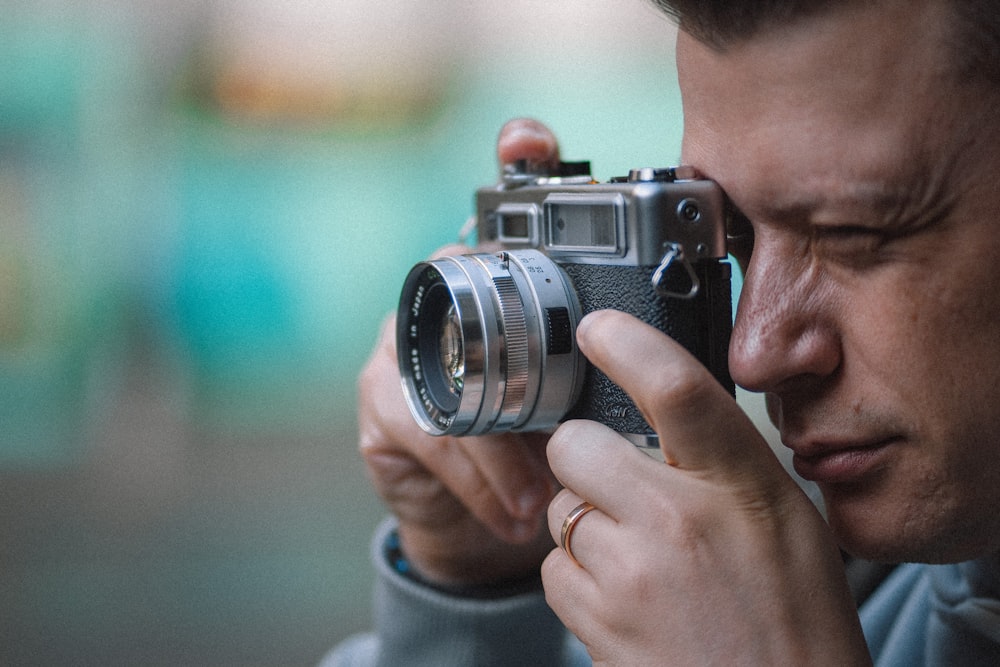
[648,0,839,49]
[649,0,1000,84]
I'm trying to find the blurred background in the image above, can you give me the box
[0,1,788,665]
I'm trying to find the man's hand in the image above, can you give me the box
[541,310,870,664]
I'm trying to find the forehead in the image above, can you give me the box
[675,0,972,213]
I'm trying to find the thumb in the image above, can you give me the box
[576,309,792,492]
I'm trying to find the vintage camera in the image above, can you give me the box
[396,160,734,446]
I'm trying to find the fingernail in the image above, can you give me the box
[503,122,553,145]
[575,311,598,345]
[498,125,558,166]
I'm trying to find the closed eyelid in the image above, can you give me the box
[720,170,956,260]
[810,224,884,237]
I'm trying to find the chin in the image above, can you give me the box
[839,537,994,565]
[823,482,1000,564]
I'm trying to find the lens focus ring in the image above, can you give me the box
[492,275,528,424]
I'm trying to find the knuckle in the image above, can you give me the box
[546,423,573,464]
[547,488,579,526]
[549,419,592,456]
[357,420,388,457]
[429,244,471,259]
[645,362,715,421]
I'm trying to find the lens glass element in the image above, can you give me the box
[439,303,464,397]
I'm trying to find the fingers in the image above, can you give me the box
[429,243,473,260]
[497,118,560,170]
[542,487,607,631]
[546,419,657,521]
[547,487,620,570]
[542,420,660,606]
[452,432,555,540]
[574,310,790,493]
[358,315,554,543]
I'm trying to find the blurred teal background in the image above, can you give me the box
[0,1,690,664]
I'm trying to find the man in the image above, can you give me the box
[327,0,1000,664]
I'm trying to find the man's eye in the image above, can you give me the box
[815,225,884,241]
[811,226,888,264]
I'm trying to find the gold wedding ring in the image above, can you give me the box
[560,501,596,568]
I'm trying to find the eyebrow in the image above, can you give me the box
[749,170,954,230]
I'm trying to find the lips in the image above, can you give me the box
[788,437,899,485]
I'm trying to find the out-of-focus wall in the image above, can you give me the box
[0,1,749,665]
[0,0,683,455]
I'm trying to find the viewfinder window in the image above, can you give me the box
[495,203,540,245]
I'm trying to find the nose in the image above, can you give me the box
[728,236,842,395]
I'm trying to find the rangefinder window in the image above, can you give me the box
[544,193,625,255]
[495,203,540,245]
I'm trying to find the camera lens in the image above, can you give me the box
[397,249,585,436]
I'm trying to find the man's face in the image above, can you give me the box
[677,0,1000,563]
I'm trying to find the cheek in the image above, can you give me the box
[855,263,1000,473]
[845,254,997,387]
[835,261,1000,470]
[912,264,1000,408]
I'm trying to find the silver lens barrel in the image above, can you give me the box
[397,249,585,436]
